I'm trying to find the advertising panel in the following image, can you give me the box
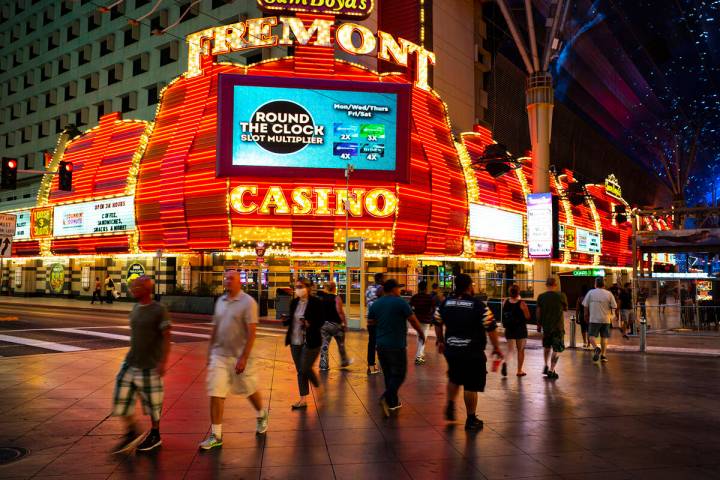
[48,263,65,293]
[12,210,31,240]
[218,75,410,181]
[527,193,553,258]
[53,196,135,237]
[576,227,601,254]
[468,203,524,244]
[31,207,53,239]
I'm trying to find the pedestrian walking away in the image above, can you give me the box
[410,280,435,365]
[536,277,568,380]
[368,278,426,417]
[583,276,617,363]
[105,273,116,304]
[365,272,385,375]
[501,284,529,377]
[318,281,353,371]
[91,276,104,304]
[576,285,591,349]
[284,278,325,410]
[110,276,171,453]
[199,270,268,451]
[619,282,633,339]
[434,273,502,431]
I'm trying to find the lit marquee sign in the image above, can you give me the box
[257,0,374,18]
[527,193,553,258]
[53,196,136,237]
[559,224,601,254]
[468,203,523,244]
[11,210,31,240]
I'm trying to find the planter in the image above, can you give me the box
[161,295,216,314]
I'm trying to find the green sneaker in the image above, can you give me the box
[198,433,223,450]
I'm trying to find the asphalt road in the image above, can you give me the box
[0,305,284,357]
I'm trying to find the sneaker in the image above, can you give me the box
[601,355,608,363]
[340,359,354,369]
[444,402,456,421]
[379,396,390,418]
[465,415,484,431]
[367,366,380,375]
[111,430,143,454]
[592,347,601,362]
[256,410,269,435]
[319,366,330,372]
[388,402,403,414]
[542,365,549,376]
[501,362,508,377]
[547,371,559,380]
[198,433,223,450]
[414,356,425,366]
[136,431,162,452]
[291,400,308,410]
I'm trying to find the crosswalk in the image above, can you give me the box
[0,323,285,357]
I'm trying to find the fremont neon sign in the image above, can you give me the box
[230,185,398,217]
[186,16,436,90]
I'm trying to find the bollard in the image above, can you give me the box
[639,315,647,353]
[569,314,577,349]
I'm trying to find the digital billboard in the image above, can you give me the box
[218,75,410,180]
[468,203,524,244]
[53,196,135,237]
[527,193,553,258]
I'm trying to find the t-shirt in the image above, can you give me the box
[366,283,382,311]
[211,292,259,357]
[537,291,568,334]
[410,292,434,324]
[619,289,632,310]
[125,301,171,369]
[582,288,617,324]
[437,293,496,353]
[368,295,413,349]
[318,291,342,324]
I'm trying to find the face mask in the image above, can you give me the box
[295,288,307,298]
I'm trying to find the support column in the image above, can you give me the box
[526,72,554,298]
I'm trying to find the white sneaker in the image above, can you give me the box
[256,410,269,435]
[198,433,222,450]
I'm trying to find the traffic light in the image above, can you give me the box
[58,161,73,191]
[1,158,18,190]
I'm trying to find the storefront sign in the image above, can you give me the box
[48,263,65,293]
[11,210,31,240]
[31,207,53,239]
[53,196,135,237]
[186,16,435,90]
[527,193,553,258]
[576,227,601,254]
[257,0,374,18]
[468,203,523,244]
[229,185,398,217]
[572,269,605,277]
[0,213,16,257]
[605,174,622,199]
[127,263,145,283]
[563,225,576,251]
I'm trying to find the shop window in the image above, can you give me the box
[106,64,123,85]
[120,92,137,113]
[66,20,80,41]
[158,41,178,66]
[150,10,168,33]
[47,31,60,51]
[87,11,101,31]
[100,34,115,56]
[45,89,57,107]
[63,81,77,101]
[77,45,92,66]
[123,25,140,46]
[58,54,71,74]
[84,72,99,93]
[132,53,149,76]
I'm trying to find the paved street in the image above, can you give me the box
[0,326,718,480]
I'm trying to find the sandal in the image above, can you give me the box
[516,372,527,377]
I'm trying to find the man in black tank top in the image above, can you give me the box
[318,282,353,370]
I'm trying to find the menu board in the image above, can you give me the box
[527,193,553,258]
[576,227,601,254]
[53,196,135,237]
[468,203,524,244]
[12,210,31,240]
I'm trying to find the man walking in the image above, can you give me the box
[619,283,633,338]
[366,272,384,375]
[105,273,115,304]
[434,273,502,431]
[318,281,352,371]
[536,277,568,380]
[368,279,426,416]
[199,270,268,450]
[91,276,103,304]
[410,280,435,365]
[583,277,617,363]
[110,276,171,453]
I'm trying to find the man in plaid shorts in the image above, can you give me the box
[111,276,171,453]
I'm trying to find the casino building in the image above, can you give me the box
[0,7,638,320]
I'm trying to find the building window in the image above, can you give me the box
[77,45,92,65]
[95,100,113,120]
[75,107,89,126]
[45,89,57,107]
[43,5,54,25]
[110,1,125,20]
[6,131,15,147]
[120,92,137,113]
[60,0,73,15]
[212,0,231,8]
[106,64,123,85]
[8,78,18,95]
[58,54,71,74]
[135,0,151,7]
[40,120,50,138]
[47,31,60,51]
[24,71,34,89]
[25,153,35,170]
[21,126,32,144]
[28,96,38,114]
[55,117,64,133]
[63,81,77,101]
[26,16,35,33]
[12,24,22,41]
[84,72,99,93]
[178,1,199,22]
[100,34,115,56]
[150,10,168,33]
[31,41,41,57]
[132,53,149,76]
[158,41,179,66]
[87,11,101,31]
[11,103,21,120]
[66,20,80,41]
[14,51,23,68]
[123,25,140,46]
[145,83,162,105]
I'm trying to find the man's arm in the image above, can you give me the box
[236,323,256,374]
[535,306,542,332]
[336,296,347,329]
[407,313,426,343]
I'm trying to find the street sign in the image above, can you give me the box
[346,237,364,268]
[0,213,17,258]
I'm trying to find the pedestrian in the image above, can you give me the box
[619,282,633,339]
[365,272,384,375]
[536,277,568,380]
[105,273,115,304]
[431,282,446,305]
[583,276,617,363]
[576,285,591,349]
[368,278,426,417]
[284,278,325,410]
[199,270,268,450]
[91,276,103,304]
[318,281,352,371]
[410,280,435,365]
[434,273,502,431]
[110,276,171,453]
[500,284,529,377]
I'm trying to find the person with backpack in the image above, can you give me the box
[318,281,352,371]
[105,273,115,304]
[410,280,435,365]
[500,284,529,377]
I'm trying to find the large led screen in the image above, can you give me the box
[53,196,135,237]
[218,75,410,180]
[469,203,524,244]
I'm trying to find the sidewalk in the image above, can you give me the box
[1,331,719,479]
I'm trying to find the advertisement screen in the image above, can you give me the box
[218,75,410,180]
[469,203,523,244]
[53,196,135,237]
[12,210,31,240]
[527,193,553,258]
[576,227,601,254]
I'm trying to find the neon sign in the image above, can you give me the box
[257,0,374,18]
[605,174,622,199]
[186,16,435,90]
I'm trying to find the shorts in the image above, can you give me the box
[620,310,632,323]
[588,323,611,338]
[112,362,164,422]
[206,354,258,398]
[444,350,487,392]
[542,332,565,353]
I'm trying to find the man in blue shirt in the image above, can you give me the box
[368,279,426,416]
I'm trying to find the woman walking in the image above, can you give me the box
[576,285,591,348]
[501,285,529,376]
[284,279,325,410]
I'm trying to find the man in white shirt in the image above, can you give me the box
[582,277,617,363]
[199,270,268,450]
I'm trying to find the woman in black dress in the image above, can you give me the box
[501,284,530,376]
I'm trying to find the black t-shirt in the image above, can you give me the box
[619,289,632,310]
[438,293,496,353]
[317,291,341,325]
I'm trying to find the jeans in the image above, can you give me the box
[91,290,103,303]
[377,347,407,408]
[367,324,377,366]
[319,322,349,370]
[105,290,114,304]
[415,323,431,358]
[290,344,320,397]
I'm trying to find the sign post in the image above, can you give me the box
[0,213,17,295]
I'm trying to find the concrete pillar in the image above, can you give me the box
[526,72,554,298]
